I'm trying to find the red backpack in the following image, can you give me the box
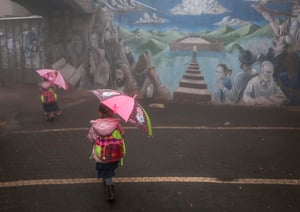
[91,129,126,163]
[41,88,57,104]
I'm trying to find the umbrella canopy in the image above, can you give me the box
[36,69,68,90]
[91,89,153,137]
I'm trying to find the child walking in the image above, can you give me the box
[87,103,125,201]
[38,79,62,121]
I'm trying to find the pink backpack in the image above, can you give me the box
[92,128,126,163]
[41,88,57,104]
[88,118,126,164]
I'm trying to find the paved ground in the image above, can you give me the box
[0,84,92,132]
[1,84,300,211]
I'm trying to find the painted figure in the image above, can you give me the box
[68,34,85,67]
[112,67,137,94]
[242,60,287,106]
[21,27,39,68]
[254,2,300,103]
[223,50,258,104]
[89,46,111,89]
[274,50,300,104]
[212,63,232,103]
[141,66,172,100]
[253,2,300,54]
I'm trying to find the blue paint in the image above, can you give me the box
[114,0,293,32]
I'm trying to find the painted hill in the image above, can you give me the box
[241,24,273,39]
[150,30,187,43]
[232,23,260,36]
[139,38,168,55]
[225,42,244,53]
[119,27,186,55]
[225,24,273,52]
[133,28,154,43]
[195,30,210,36]
[221,24,260,45]
[203,24,261,46]
[118,26,135,38]
[206,26,234,37]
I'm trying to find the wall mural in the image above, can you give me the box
[95,0,300,106]
[1,0,299,106]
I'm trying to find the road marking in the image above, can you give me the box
[0,177,299,188]
[11,126,300,134]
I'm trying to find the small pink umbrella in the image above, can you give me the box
[102,94,136,122]
[36,69,68,90]
[91,89,153,137]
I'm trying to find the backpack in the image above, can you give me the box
[41,88,57,104]
[91,128,126,164]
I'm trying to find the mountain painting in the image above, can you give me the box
[111,0,300,106]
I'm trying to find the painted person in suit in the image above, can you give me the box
[242,60,288,106]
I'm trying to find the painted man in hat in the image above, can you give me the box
[220,50,258,104]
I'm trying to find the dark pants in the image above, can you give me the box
[96,162,119,185]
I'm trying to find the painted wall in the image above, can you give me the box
[111,0,300,106]
[1,0,300,106]
[0,16,43,83]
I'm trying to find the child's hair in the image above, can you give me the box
[98,104,114,118]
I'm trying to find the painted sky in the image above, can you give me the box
[113,0,293,32]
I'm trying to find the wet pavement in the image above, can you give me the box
[1,84,300,211]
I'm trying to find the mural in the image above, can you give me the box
[1,0,300,105]
[105,0,300,105]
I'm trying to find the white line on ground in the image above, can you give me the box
[0,177,299,188]
[11,126,300,134]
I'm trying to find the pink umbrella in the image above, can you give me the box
[91,89,153,137]
[102,94,136,122]
[36,69,68,90]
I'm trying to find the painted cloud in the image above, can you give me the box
[215,16,250,26]
[170,0,229,15]
[134,12,168,24]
